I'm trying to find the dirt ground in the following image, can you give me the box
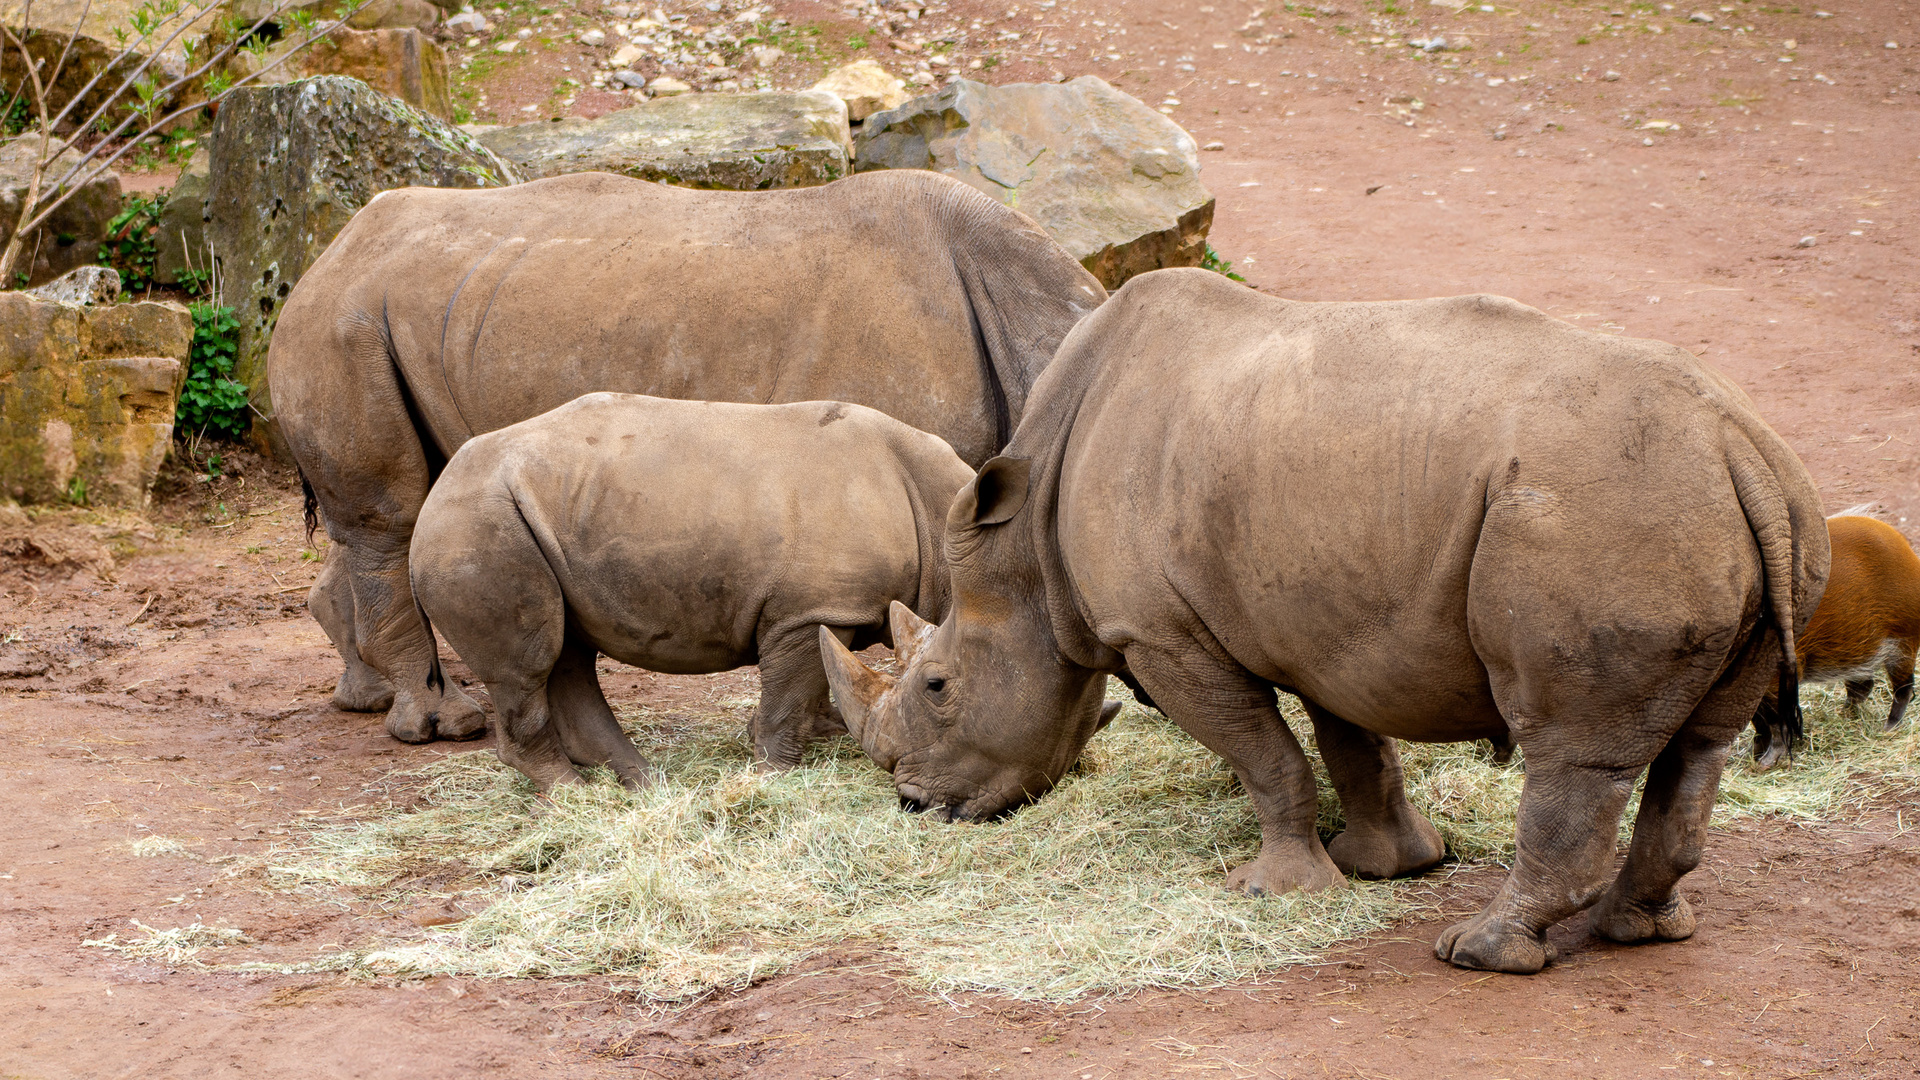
[6,0,1920,1075]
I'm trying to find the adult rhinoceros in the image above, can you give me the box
[268,170,1107,744]
[822,268,1827,975]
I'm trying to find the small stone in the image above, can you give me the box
[444,10,489,32]
[495,39,518,52]
[1202,140,1224,150]
[465,35,479,46]
[611,68,649,88]
[580,28,606,45]
[1689,10,1712,20]
[648,76,692,94]
[809,59,910,120]
[1602,70,1621,81]
[750,44,783,67]
[1796,235,1816,247]
[909,70,936,85]
[1641,136,1654,145]
[611,43,645,67]
[1885,41,1898,49]
[515,27,531,38]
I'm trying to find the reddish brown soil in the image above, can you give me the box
[7,0,1920,1074]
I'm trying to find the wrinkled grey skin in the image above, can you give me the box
[411,393,977,790]
[269,169,1105,746]
[824,269,1828,975]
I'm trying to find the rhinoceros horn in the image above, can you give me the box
[819,624,905,769]
[888,601,935,669]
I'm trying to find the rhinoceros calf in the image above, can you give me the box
[411,393,975,788]
[823,268,1828,975]
[270,170,1105,747]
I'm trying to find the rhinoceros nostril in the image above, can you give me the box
[899,795,930,814]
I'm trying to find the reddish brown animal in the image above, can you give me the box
[1752,514,1920,769]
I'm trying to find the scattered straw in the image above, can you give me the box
[126,835,191,858]
[263,681,1916,1002]
[83,921,253,965]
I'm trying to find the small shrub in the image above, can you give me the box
[1201,244,1247,283]
[99,193,165,290]
[177,302,249,439]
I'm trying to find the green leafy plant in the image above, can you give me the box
[1201,244,1247,283]
[98,193,165,290]
[63,476,89,505]
[177,302,249,440]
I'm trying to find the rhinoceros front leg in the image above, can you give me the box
[308,550,394,713]
[546,634,651,791]
[1300,699,1444,880]
[750,624,852,770]
[339,536,487,744]
[1126,645,1345,896]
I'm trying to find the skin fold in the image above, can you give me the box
[824,268,1828,975]
[268,170,1105,745]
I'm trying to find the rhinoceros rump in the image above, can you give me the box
[411,393,978,788]
[822,269,1828,975]
[268,170,1105,746]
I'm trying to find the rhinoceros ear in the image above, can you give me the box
[888,601,934,669]
[820,624,895,755]
[954,455,1031,527]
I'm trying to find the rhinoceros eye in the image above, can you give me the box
[924,675,947,695]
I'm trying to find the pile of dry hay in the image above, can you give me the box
[262,681,1918,1002]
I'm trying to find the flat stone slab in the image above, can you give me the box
[477,90,851,189]
[853,77,1214,289]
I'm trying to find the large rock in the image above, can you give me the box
[810,60,909,122]
[202,76,519,454]
[0,137,122,287]
[1,0,216,120]
[153,144,211,286]
[0,290,193,507]
[232,26,455,119]
[477,91,851,189]
[853,77,1214,289]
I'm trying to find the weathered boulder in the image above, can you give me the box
[853,77,1214,289]
[0,290,193,507]
[202,76,519,453]
[810,60,909,122]
[152,144,211,286]
[0,137,122,287]
[25,265,120,305]
[231,26,455,119]
[1,0,215,120]
[476,90,851,188]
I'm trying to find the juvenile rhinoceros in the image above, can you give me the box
[822,269,1828,975]
[411,393,977,788]
[269,170,1106,746]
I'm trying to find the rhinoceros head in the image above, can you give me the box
[819,457,1119,821]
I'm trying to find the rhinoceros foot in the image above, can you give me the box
[1327,812,1445,881]
[332,663,396,713]
[1434,915,1557,974]
[384,686,488,743]
[1224,841,1346,897]
[1588,889,1696,945]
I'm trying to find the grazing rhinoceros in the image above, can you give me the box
[821,268,1828,975]
[268,170,1106,746]
[410,392,979,788]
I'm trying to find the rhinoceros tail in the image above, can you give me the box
[300,469,320,546]
[1728,435,1805,751]
[414,594,447,697]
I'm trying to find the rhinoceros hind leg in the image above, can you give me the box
[1304,699,1445,880]
[1125,645,1344,897]
[751,624,850,770]
[547,634,651,791]
[309,553,395,712]
[487,676,585,793]
[1592,643,1765,945]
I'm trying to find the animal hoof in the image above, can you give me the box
[331,667,396,713]
[434,689,488,740]
[1434,916,1555,974]
[1225,843,1347,897]
[383,687,487,743]
[1590,889,1696,944]
[1327,813,1445,880]
[1751,740,1791,772]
